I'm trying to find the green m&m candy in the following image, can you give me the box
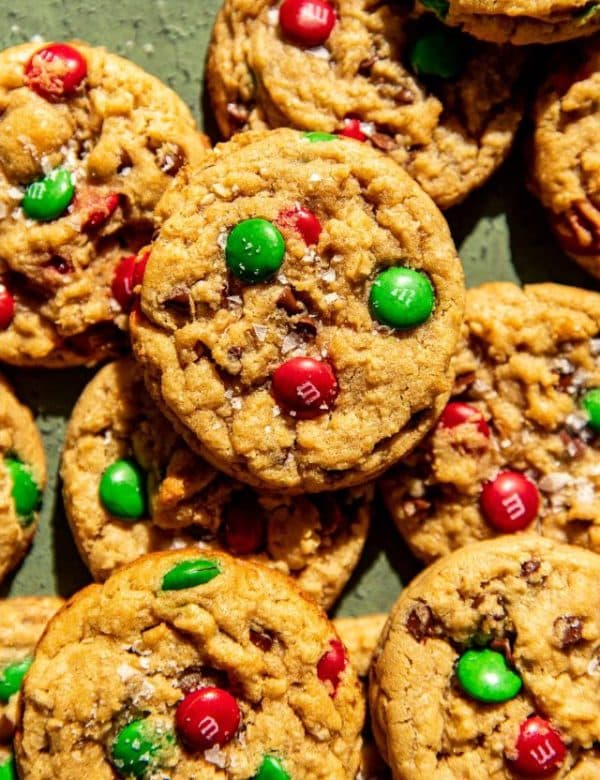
[0,755,16,780]
[254,756,290,780]
[420,0,449,17]
[369,267,435,329]
[225,218,285,283]
[456,648,522,703]
[162,558,221,591]
[5,457,41,525]
[0,657,32,702]
[582,388,600,431]
[99,459,147,519]
[22,168,75,221]
[302,131,337,142]
[111,720,163,778]
[409,28,466,79]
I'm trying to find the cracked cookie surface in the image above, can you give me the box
[382,283,600,563]
[207,0,524,209]
[0,41,209,366]
[62,358,373,609]
[369,535,600,778]
[131,128,464,493]
[16,549,364,779]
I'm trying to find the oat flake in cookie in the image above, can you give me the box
[530,36,600,279]
[370,535,600,778]
[207,0,525,209]
[382,283,600,563]
[131,128,464,493]
[61,359,373,609]
[0,41,209,367]
[15,550,364,779]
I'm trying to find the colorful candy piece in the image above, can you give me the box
[272,356,338,418]
[279,0,336,48]
[225,219,285,283]
[0,657,32,702]
[161,558,221,591]
[45,256,73,274]
[277,206,322,245]
[111,719,162,778]
[112,252,150,310]
[176,687,241,750]
[456,648,522,703]
[254,756,291,780]
[25,43,88,100]
[420,0,450,18]
[223,495,266,555]
[582,387,600,432]
[5,457,41,524]
[99,458,147,519]
[0,286,15,331]
[79,190,120,229]
[509,716,567,776]
[438,401,490,438]
[369,267,435,329]
[303,131,337,142]
[338,118,367,141]
[409,28,465,80]
[480,471,539,533]
[317,639,347,695]
[22,168,75,222]
[0,755,16,780]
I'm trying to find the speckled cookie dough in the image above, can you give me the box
[16,549,364,779]
[382,283,600,563]
[417,0,600,44]
[131,128,465,493]
[0,597,64,744]
[0,377,46,583]
[530,37,600,278]
[61,358,373,609]
[0,41,209,366]
[207,0,525,209]
[370,535,600,778]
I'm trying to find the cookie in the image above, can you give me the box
[61,358,373,609]
[370,535,600,778]
[0,596,64,743]
[530,37,600,278]
[418,0,600,44]
[131,128,465,493]
[16,549,364,779]
[206,0,524,208]
[0,377,46,582]
[382,282,600,563]
[0,41,209,367]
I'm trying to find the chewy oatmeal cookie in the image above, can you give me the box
[0,377,46,583]
[382,283,600,563]
[530,37,600,278]
[61,359,373,609]
[207,0,524,208]
[0,41,209,366]
[131,128,465,493]
[16,550,364,779]
[370,535,600,778]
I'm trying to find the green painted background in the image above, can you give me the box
[1,2,597,615]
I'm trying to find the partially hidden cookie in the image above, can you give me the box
[16,549,364,779]
[418,0,600,44]
[382,283,600,563]
[131,128,465,493]
[530,37,600,278]
[0,377,46,583]
[0,41,209,367]
[61,358,373,609]
[370,535,600,778]
[207,0,524,208]
[0,596,64,743]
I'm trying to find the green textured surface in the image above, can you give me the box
[1,3,598,616]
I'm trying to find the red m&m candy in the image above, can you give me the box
[338,119,367,142]
[279,0,336,48]
[223,493,266,555]
[78,191,120,229]
[438,401,490,438]
[277,207,322,246]
[25,43,87,101]
[176,688,240,750]
[480,471,539,533]
[272,356,338,418]
[0,286,15,331]
[509,716,566,776]
[317,639,347,695]
[112,252,149,311]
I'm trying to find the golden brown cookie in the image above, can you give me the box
[16,550,364,779]
[418,0,600,43]
[131,128,465,493]
[370,536,600,778]
[207,0,524,208]
[0,377,46,583]
[530,37,600,278]
[0,41,209,367]
[382,283,600,563]
[61,358,373,609]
